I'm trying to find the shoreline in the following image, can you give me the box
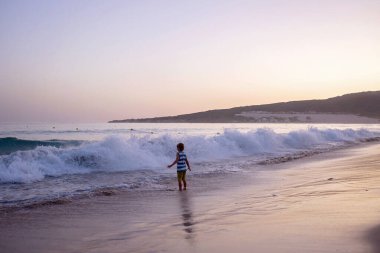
[2,138,379,212]
[1,143,380,252]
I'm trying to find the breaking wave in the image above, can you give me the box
[0,137,82,155]
[0,127,379,183]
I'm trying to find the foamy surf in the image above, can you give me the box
[0,125,380,208]
[0,127,379,184]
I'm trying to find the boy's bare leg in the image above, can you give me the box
[183,180,187,190]
[178,180,183,191]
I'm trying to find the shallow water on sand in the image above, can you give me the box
[0,123,379,208]
[1,144,380,253]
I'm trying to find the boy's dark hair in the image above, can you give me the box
[177,143,184,151]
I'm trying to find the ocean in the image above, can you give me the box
[1,123,379,209]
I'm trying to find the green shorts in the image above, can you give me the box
[177,170,186,181]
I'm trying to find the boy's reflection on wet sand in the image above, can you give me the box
[179,192,195,240]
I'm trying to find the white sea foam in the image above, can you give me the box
[0,127,379,183]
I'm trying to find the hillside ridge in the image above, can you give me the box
[109,91,380,123]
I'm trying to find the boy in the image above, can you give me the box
[167,143,191,191]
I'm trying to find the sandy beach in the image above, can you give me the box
[2,0,380,252]
[1,143,380,253]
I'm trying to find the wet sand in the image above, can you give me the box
[1,143,380,253]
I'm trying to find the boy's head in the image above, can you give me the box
[177,143,184,152]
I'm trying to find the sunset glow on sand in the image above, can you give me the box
[1,1,380,253]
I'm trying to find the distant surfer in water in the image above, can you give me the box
[168,143,191,191]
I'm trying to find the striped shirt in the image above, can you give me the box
[177,151,187,171]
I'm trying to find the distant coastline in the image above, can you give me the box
[109,91,380,124]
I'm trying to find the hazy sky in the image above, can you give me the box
[1,0,379,123]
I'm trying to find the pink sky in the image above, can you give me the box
[0,0,379,123]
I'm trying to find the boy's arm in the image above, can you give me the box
[185,158,191,171]
[167,153,179,168]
